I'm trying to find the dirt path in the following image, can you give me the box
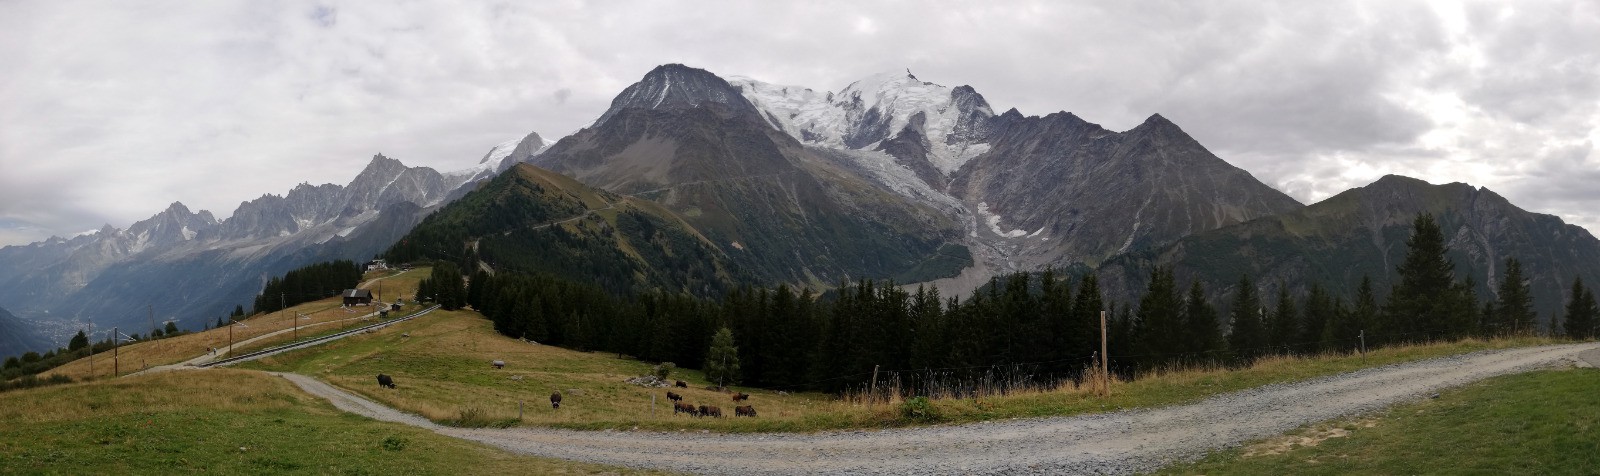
[275,342,1600,475]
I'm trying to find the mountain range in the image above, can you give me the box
[3,62,1597,351]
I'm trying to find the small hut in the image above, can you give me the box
[342,289,374,306]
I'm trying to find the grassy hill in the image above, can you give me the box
[385,163,740,298]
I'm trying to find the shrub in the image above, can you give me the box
[653,362,675,380]
[899,396,941,423]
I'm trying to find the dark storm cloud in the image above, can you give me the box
[2,0,1597,247]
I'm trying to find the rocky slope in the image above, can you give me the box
[531,64,970,286]
[0,305,50,358]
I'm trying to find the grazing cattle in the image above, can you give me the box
[735,405,756,417]
[731,392,750,401]
[550,392,562,409]
[376,374,396,389]
[666,391,683,402]
[491,360,505,369]
[699,405,722,418]
[674,402,696,415]
[675,380,688,388]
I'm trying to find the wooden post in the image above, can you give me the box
[519,401,524,420]
[1100,310,1109,397]
[651,393,657,418]
[113,327,120,377]
[228,320,234,357]
[869,364,880,404]
[1359,329,1366,362]
[88,320,94,379]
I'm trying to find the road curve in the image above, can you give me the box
[276,342,1600,475]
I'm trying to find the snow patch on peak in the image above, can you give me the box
[979,202,1029,238]
[731,71,995,175]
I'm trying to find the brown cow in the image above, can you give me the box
[675,380,688,388]
[666,391,683,402]
[700,405,722,418]
[673,402,695,415]
[735,405,756,417]
[550,391,562,409]
[731,392,750,401]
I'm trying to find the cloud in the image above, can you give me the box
[1,0,1598,247]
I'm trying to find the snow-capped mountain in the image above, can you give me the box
[0,152,502,332]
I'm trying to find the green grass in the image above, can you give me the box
[1157,367,1600,475]
[0,369,666,475]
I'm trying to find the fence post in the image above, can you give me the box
[1100,310,1109,397]
[869,364,880,404]
[1359,329,1366,362]
[519,400,524,420]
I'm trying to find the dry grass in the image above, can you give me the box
[241,308,886,431]
[43,268,429,381]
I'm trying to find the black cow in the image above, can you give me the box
[735,405,756,417]
[699,405,722,418]
[376,374,396,389]
[666,391,683,402]
[673,402,696,415]
[731,392,750,401]
[550,391,563,409]
[675,380,688,388]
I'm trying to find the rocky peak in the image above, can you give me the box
[592,64,758,127]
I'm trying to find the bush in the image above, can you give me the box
[899,396,941,423]
[653,362,675,380]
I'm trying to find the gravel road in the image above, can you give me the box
[276,342,1600,475]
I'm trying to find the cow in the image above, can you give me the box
[731,392,750,401]
[376,374,396,389]
[673,402,696,416]
[735,405,756,417]
[666,391,683,402]
[491,360,505,369]
[675,380,688,388]
[550,391,562,409]
[699,405,722,418]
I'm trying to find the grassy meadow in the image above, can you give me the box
[0,368,665,475]
[1157,366,1600,475]
[43,268,428,381]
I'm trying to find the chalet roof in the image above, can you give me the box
[343,289,373,299]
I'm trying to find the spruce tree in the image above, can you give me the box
[1183,281,1223,360]
[1134,267,1182,370]
[1267,284,1300,355]
[1383,213,1458,343]
[1227,275,1266,364]
[68,330,89,352]
[1564,277,1598,340]
[704,327,741,389]
[1300,283,1333,355]
[1494,257,1536,336]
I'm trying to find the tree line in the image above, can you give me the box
[252,260,365,314]
[421,212,1596,396]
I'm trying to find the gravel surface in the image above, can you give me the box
[276,342,1600,475]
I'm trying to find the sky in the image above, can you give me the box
[2,0,1597,247]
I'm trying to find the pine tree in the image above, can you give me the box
[1267,284,1300,355]
[1227,275,1266,364]
[164,321,179,336]
[1300,283,1333,355]
[704,327,741,389]
[1183,281,1223,361]
[1383,213,1458,343]
[1494,257,1536,336]
[1564,277,1598,340]
[1134,267,1182,370]
[68,330,89,352]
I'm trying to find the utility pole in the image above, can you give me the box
[148,305,156,339]
[88,319,94,379]
[113,327,120,377]
[228,319,234,357]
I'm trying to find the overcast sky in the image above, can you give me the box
[2,0,1597,247]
